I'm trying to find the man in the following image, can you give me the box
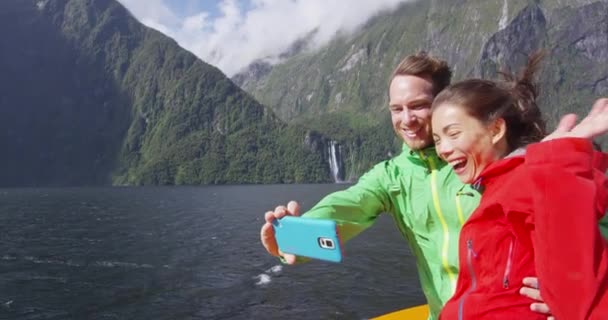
[260,52,558,319]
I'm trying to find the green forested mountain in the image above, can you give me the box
[235,0,608,180]
[3,0,606,186]
[0,0,331,186]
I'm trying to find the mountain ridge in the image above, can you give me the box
[0,0,332,186]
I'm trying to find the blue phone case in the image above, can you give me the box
[272,216,343,263]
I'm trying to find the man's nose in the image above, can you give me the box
[401,109,416,124]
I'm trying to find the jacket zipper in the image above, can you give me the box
[417,150,431,174]
[424,152,457,288]
[458,239,478,320]
[503,238,515,289]
[455,191,474,226]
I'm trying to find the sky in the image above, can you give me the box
[117,0,412,76]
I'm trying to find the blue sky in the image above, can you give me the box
[118,0,411,76]
[172,1,213,18]
[170,0,250,20]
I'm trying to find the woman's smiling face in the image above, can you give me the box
[431,103,505,184]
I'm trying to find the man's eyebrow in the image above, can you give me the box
[411,97,433,103]
[389,98,433,107]
[408,100,433,108]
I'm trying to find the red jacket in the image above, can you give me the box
[440,138,608,320]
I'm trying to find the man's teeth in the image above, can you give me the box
[403,128,419,137]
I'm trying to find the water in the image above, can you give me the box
[0,185,424,320]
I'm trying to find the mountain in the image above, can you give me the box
[0,0,331,186]
[3,0,605,186]
[234,0,608,179]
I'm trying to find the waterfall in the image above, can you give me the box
[499,0,508,30]
[327,141,344,183]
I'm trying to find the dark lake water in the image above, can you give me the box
[0,185,424,319]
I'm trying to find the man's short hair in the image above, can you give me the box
[390,51,452,96]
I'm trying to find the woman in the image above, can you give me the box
[431,54,608,319]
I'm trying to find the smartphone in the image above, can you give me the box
[272,216,343,263]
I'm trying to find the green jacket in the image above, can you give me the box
[303,144,481,320]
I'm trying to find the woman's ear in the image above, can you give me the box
[491,118,507,145]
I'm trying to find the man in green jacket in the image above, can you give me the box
[260,52,557,319]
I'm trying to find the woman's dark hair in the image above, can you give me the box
[431,52,547,152]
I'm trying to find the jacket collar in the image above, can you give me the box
[397,143,446,169]
[472,148,526,191]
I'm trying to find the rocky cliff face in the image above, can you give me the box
[480,1,608,131]
[480,4,548,79]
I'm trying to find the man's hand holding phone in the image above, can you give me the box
[260,201,300,264]
[261,201,343,263]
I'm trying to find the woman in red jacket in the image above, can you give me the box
[431,54,608,320]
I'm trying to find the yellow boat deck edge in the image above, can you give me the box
[372,304,429,320]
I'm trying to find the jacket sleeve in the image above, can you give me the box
[302,161,393,244]
[526,138,608,320]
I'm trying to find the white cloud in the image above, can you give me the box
[118,0,412,76]
[119,0,179,28]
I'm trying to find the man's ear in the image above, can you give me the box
[491,118,507,145]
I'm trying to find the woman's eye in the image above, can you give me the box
[448,131,460,138]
